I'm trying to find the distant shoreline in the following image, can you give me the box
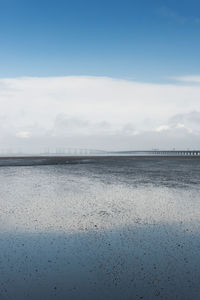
[0,155,199,167]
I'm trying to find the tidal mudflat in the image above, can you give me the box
[0,157,200,299]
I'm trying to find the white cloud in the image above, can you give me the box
[156,125,170,132]
[0,75,200,151]
[175,123,186,129]
[16,131,30,138]
[169,111,200,125]
[171,76,200,83]
[156,123,192,134]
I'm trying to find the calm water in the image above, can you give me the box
[0,157,200,300]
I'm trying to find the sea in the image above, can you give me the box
[0,156,200,300]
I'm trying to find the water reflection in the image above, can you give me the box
[1,224,200,300]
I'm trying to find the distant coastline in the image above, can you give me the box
[0,154,199,167]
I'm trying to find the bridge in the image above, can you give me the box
[108,150,200,156]
[43,149,200,156]
[1,148,200,157]
[43,148,200,156]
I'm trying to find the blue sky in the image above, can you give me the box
[1,0,200,81]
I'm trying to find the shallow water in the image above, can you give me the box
[0,157,200,299]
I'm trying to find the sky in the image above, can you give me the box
[0,0,200,152]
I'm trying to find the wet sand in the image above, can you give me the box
[0,157,200,299]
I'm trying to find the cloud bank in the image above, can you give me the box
[0,76,200,152]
